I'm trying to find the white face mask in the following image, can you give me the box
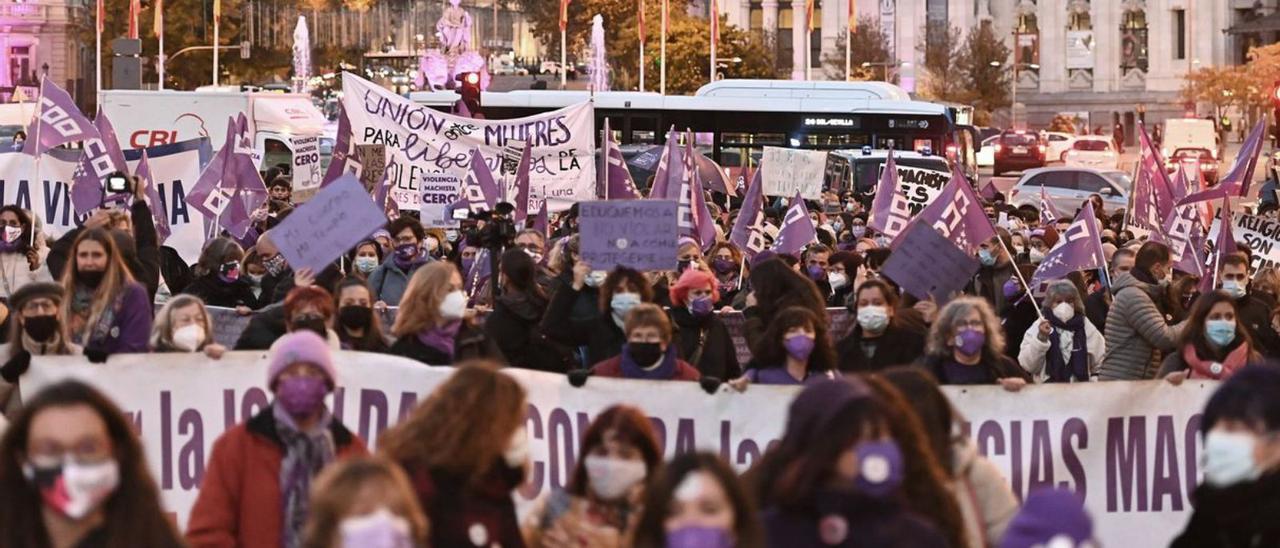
[3,225,22,243]
[1029,248,1046,264]
[339,508,414,548]
[438,290,468,320]
[355,256,379,273]
[857,305,889,333]
[1221,280,1247,299]
[425,238,440,252]
[1203,430,1262,487]
[172,323,207,352]
[584,270,608,288]
[503,426,529,468]
[24,458,120,520]
[1052,302,1075,323]
[585,455,647,500]
[828,271,849,291]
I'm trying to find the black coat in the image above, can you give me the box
[669,307,741,380]
[483,292,575,372]
[921,352,1032,385]
[1172,472,1280,548]
[1234,293,1280,356]
[1001,297,1040,361]
[233,304,287,351]
[158,245,193,296]
[389,322,504,366]
[541,284,627,368]
[836,323,926,373]
[1084,288,1110,333]
[181,274,263,309]
[49,200,161,302]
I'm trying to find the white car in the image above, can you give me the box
[976,135,998,168]
[1062,137,1119,170]
[1042,131,1076,163]
[1008,167,1131,217]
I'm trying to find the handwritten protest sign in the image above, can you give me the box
[580,200,678,271]
[880,163,950,216]
[355,144,387,194]
[1208,213,1280,274]
[881,221,980,303]
[761,147,827,200]
[271,175,387,273]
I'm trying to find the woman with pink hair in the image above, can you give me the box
[667,268,741,381]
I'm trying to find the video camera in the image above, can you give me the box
[464,202,518,251]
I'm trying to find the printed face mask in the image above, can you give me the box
[263,254,287,276]
[3,225,23,243]
[585,455,647,500]
[24,458,120,520]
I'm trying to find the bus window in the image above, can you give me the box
[262,138,292,173]
[801,133,871,148]
[722,132,785,146]
[628,114,659,145]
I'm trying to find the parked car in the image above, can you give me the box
[993,131,1047,176]
[1042,131,1077,162]
[976,135,998,168]
[1008,167,1131,217]
[1167,147,1219,185]
[1161,118,1220,162]
[1063,136,1119,170]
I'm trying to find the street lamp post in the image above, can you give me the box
[992,60,1038,130]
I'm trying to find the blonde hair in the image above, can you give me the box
[149,295,212,351]
[60,229,136,344]
[392,262,457,337]
[926,297,1005,358]
[624,303,673,344]
[301,457,430,548]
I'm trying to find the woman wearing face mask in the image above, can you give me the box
[189,331,369,547]
[369,218,430,307]
[545,236,602,330]
[281,286,342,348]
[0,283,81,416]
[923,297,1032,390]
[422,229,448,261]
[668,269,740,381]
[544,264,654,368]
[740,258,828,355]
[60,229,152,356]
[0,205,53,301]
[632,452,764,548]
[750,377,949,547]
[182,237,262,312]
[1026,231,1052,266]
[379,360,528,548]
[590,303,702,381]
[998,265,1042,361]
[836,280,924,373]
[149,295,226,358]
[1018,281,1105,383]
[301,457,430,548]
[390,262,501,366]
[0,380,183,547]
[825,251,861,308]
[1172,366,1280,547]
[732,307,836,388]
[706,242,744,308]
[1159,291,1262,384]
[347,241,384,280]
[333,277,390,353]
[484,249,575,372]
[523,405,663,547]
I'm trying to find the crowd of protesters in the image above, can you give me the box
[0,167,1277,547]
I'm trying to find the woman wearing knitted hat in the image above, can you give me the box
[999,488,1094,548]
[187,331,369,548]
[667,269,740,381]
[0,282,81,416]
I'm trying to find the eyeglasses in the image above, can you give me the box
[26,443,113,468]
[953,319,985,330]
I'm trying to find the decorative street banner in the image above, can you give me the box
[0,138,213,265]
[879,163,949,216]
[579,200,679,272]
[1209,213,1280,274]
[341,73,596,220]
[761,146,827,200]
[24,355,1215,547]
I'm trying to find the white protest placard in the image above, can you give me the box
[1208,213,1280,274]
[271,175,387,273]
[761,146,827,200]
[880,163,950,216]
[289,135,322,191]
[341,73,595,221]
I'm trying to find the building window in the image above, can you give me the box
[779,6,794,70]
[750,3,763,31]
[810,6,821,68]
[1173,9,1185,60]
[1120,9,1149,72]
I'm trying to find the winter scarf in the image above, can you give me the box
[1045,313,1090,382]
[1184,342,1251,380]
[274,404,336,548]
[417,320,462,358]
[618,343,679,380]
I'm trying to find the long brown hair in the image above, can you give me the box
[378,360,526,481]
[632,452,764,548]
[60,229,135,343]
[567,405,663,497]
[301,457,430,548]
[1180,290,1260,361]
[751,306,836,373]
[0,380,181,548]
[333,277,388,352]
[392,262,456,337]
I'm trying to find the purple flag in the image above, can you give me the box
[729,166,767,260]
[676,133,718,248]
[978,181,999,202]
[135,150,171,242]
[22,78,99,157]
[902,164,996,255]
[374,158,400,221]
[1151,183,1206,277]
[601,119,641,200]
[772,193,817,256]
[694,153,736,198]
[867,149,910,240]
[1179,119,1266,206]
[70,112,132,214]
[513,143,532,224]
[532,198,549,237]
[456,148,501,213]
[1030,202,1107,286]
[1199,198,1237,293]
[1038,185,1059,226]
[1128,122,1177,232]
[648,127,680,199]
[322,104,357,187]
[186,115,268,238]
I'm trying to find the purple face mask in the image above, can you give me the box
[806,264,826,281]
[784,334,815,361]
[954,328,986,356]
[853,440,904,498]
[711,258,736,274]
[1002,278,1023,300]
[689,295,714,317]
[666,526,735,548]
[276,376,328,418]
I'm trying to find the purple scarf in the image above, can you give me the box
[618,344,679,380]
[417,320,462,357]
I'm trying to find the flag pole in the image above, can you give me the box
[213,1,220,86]
[639,0,645,92]
[95,0,102,98]
[660,0,667,95]
[560,28,567,90]
[709,0,716,83]
[844,0,852,82]
[157,1,165,90]
[30,76,44,248]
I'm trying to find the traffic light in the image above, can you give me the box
[458,72,482,119]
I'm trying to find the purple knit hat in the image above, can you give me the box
[999,488,1093,548]
[268,331,337,389]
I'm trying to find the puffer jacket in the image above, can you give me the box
[1098,272,1184,380]
[368,255,427,306]
[950,440,1019,548]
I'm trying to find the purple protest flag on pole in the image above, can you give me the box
[679,132,717,248]
[1199,197,1237,294]
[1154,191,1207,277]
[694,153,736,198]
[456,148,501,212]
[729,165,767,260]
[648,127,680,199]
[772,193,818,256]
[1030,202,1108,286]
[135,150,172,242]
[532,197,549,237]
[1179,119,1266,206]
[903,165,997,255]
[374,157,400,221]
[321,104,356,187]
[70,110,134,215]
[867,149,911,240]
[978,181,999,202]
[602,120,642,200]
[94,111,129,174]
[1038,185,1059,226]
[22,77,99,157]
[513,142,532,224]
[187,116,239,220]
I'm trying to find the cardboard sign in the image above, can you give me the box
[579,200,679,271]
[355,144,387,195]
[1209,214,1280,274]
[271,175,388,273]
[761,147,827,200]
[879,163,949,216]
[881,220,981,303]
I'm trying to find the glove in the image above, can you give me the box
[1,350,31,383]
[699,376,723,395]
[567,369,591,388]
[85,348,110,363]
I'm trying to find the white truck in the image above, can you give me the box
[99,89,332,190]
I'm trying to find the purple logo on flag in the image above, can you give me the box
[1031,202,1108,286]
[906,166,996,254]
[1199,197,1237,293]
[867,150,911,240]
[70,112,131,215]
[135,150,171,242]
[185,115,268,238]
[456,148,501,213]
[512,143,532,224]
[730,167,767,260]
[772,193,817,256]
[601,118,641,200]
[1179,119,1266,206]
[648,127,681,200]
[22,78,99,157]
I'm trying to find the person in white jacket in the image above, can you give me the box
[0,206,52,301]
[1018,280,1105,383]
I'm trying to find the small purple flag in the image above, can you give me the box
[456,148,501,213]
[867,149,910,240]
[321,104,357,187]
[186,115,268,239]
[1128,122,1177,232]
[729,166,767,260]
[772,193,817,256]
[902,163,996,255]
[22,78,99,157]
[978,181,1000,202]
[1039,185,1059,226]
[1151,187,1207,277]
[601,119,641,200]
[1030,202,1108,287]
[648,127,680,199]
[513,143,532,224]
[135,150,171,242]
[532,198,549,237]
[1199,197,1237,293]
[680,134,717,249]
[1179,119,1266,206]
[70,112,132,215]
[694,153,736,198]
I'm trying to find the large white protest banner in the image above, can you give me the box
[24,353,1213,546]
[1209,213,1280,274]
[761,146,827,200]
[341,73,595,222]
[0,139,212,265]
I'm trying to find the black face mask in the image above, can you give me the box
[292,316,328,338]
[628,342,663,366]
[22,315,58,342]
[78,270,105,289]
[337,305,372,331]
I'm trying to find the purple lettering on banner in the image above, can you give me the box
[675,419,696,455]
[648,417,668,454]
[1060,418,1088,498]
[1184,414,1202,509]
[358,389,389,443]
[1011,420,1024,499]
[332,387,346,423]
[242,388,269,423]
[520,404,545,500]
[178,409,205,489]
[548,408,575,490]
[1151,415,1183,512]
[396,392,419,421]
[1028,420,1054,493]
[1106,417,1149,513]
[736,440,761,467]
[977,420,1005,458]
[719,421,731,462]
[222,389,237,430]
[161,391,173,489]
